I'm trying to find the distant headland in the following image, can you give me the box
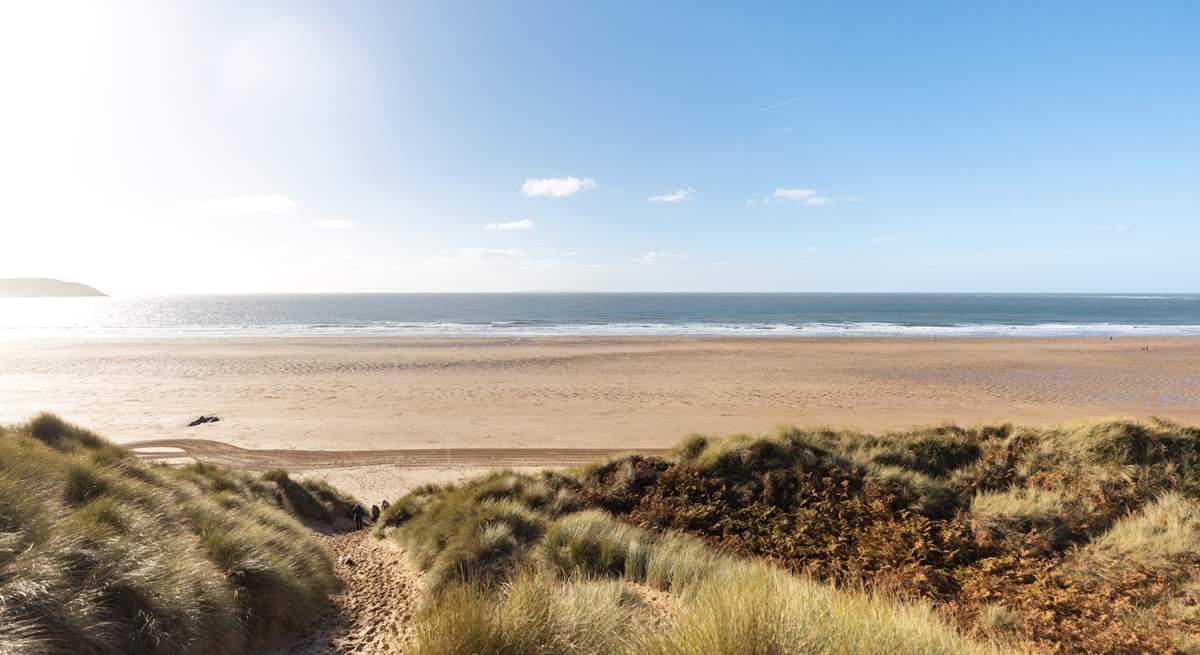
[0,278,106,297]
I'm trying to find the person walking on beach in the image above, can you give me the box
[351,504,366,530]
[371,504,381,522]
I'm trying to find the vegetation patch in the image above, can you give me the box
[0,413,355,655]
[379,467,1007,654]
[381,418,1200,654]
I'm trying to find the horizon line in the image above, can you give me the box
[34,290,1200,297]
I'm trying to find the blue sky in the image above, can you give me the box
[1,1,1197,293]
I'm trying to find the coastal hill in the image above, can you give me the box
[0,277,106,297]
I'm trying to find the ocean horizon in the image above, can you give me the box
[3,292,1199,338]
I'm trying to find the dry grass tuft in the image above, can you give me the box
[0,414,340,655]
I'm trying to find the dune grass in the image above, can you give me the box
[398,506,1005,655]
[410,570,637,655]
[1073,492,1200,571]
[969,486,1075,545]
[380,469,1009,654]
[0,413,348,655]
[640,564,1005,655]
[1061,492,1200,651]
[9,412,1192,654]
[382,417,1200,655]
[377,470,573,589]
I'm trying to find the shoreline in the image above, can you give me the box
[4,332,1200,343]
[5,327,1200,341]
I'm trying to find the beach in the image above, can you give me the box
[4,336,1199,498]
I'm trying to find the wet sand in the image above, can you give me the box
[3,336,1199,499]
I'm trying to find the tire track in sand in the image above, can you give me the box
[125,438,668,471]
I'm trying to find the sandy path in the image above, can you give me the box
[269,529,420,655]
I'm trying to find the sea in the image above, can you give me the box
[2,293,1200,339]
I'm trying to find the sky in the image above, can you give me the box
[0,1,1197,295]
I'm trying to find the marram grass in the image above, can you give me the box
[383,417,1200,655]
[0,413,351,655]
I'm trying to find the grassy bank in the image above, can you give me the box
[9,413,1196,653]
[378,418,1200,654]
[0,413,355,655]
[394,502,1003,655]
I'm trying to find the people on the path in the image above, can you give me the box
[351,504,366,530]
[371,504,381,522]
[381,499,390,511]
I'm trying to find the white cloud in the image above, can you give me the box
[647,188,694,204]
[453,248,525,261]
[519,258,570,269]
[521,176,597,198]
[634,251,688,265]
[771,188,831,206]
[485,219,534,231]
[313,218,354,229]
[197,194,299,215]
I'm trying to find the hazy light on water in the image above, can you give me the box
[0,298,114,334]
[3,294,1200,339]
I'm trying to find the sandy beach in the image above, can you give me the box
[4,336,1200,498]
